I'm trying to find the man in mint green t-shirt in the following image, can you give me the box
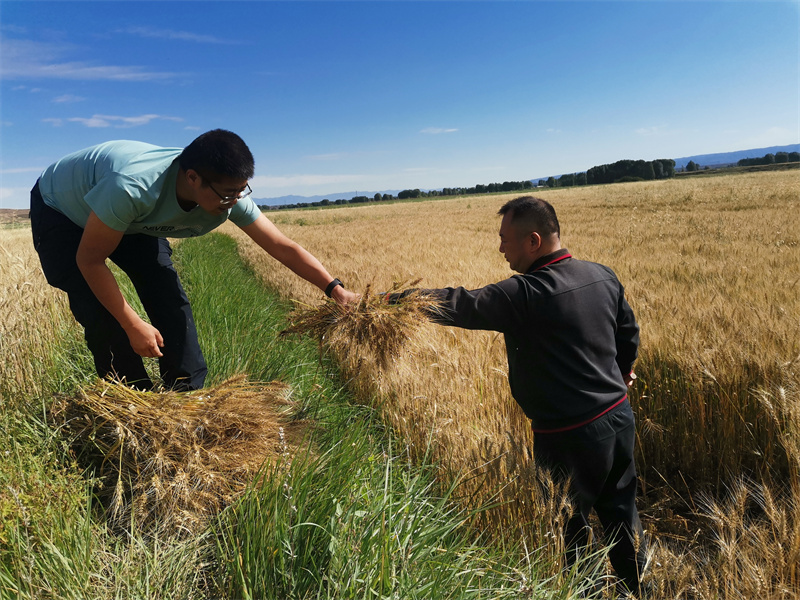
[31,129,357,391]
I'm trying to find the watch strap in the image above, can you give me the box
[325,278,344,298]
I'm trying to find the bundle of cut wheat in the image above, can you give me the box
[281,281,443,368]
[50,375,303,535]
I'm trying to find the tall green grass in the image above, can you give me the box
[186,234,599,599]
[2,232,597,599]
[215,413,604,600]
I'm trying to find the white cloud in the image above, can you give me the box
[50,114,184,128]
[40,114,183,128]
[116,27,241,45]
[67,116,113,128]
[0,167,46,175]
[252,173,364,189]
[743,126,799,148]
[306,153,349,161]
[0,24,28,35]
[11,85,43,93]
[30,63,175,82]
[0,187,34,208]
[635,125,668,136]
[53,94,86,103]
[420,127,458,135]
[0,38,177,81]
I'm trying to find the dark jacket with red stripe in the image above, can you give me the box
[424,248,639,432]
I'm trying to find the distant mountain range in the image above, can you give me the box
[671,143,799,169]
[529,144,800,183]
[255,191,404,207]
[254,143,800,206]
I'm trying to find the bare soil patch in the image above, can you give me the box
[0,209,30,225]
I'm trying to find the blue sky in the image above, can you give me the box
[1,1,798,208]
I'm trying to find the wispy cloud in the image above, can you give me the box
[116,26,243,45]
[53,94,86,103]
[0,167,45,175]
[741,126,799,149]
[420,127,458,135]
[0,24,28,36]
[252,173,364,189]
[306,153,349,161]
[12,84,42,92]
[1,186,37,206]
[635,125,668,136]
[43,114,183,128]
[1,38,177,81]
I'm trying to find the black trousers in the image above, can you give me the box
[533,399,646,594]
[30,182,207,391]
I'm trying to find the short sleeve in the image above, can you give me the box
[228,197,261,227]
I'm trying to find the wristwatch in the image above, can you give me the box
[325,278,344,298]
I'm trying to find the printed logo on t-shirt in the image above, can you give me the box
[142,225,178,232]
[141,225,204,236]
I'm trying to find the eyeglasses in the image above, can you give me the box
[206,181,252,206]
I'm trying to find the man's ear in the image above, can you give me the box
[185,169,202,188]
[529,231,542,251]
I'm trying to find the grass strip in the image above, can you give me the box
[177,233,597,598]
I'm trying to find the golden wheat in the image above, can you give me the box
[49,375,306,535]
[4,170,797,596]
[281,280,443,369]
[0,228,73,399]
[227,170,800,597]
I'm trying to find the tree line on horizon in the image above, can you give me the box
[261,151,791,211]
[541,158,677,188]
[261,158,670,209]
[262,180,535,210]
[737,150,799,167]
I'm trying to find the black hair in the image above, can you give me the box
[498,196,560,238]
[178,129,255,181]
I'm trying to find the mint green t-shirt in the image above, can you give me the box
[38,140,261,238]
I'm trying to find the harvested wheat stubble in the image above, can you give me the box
[281,281,444,368]
[50,375,305,535]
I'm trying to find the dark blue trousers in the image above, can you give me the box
[30,182,207,391]
[533,400,646,595]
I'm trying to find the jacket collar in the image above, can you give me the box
[526,248,572,273]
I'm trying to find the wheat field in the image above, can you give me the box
[0,228,73,399]
[229,170,800,598]
[2,170,798,598]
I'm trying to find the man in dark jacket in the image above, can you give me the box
[403,196,647,595]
